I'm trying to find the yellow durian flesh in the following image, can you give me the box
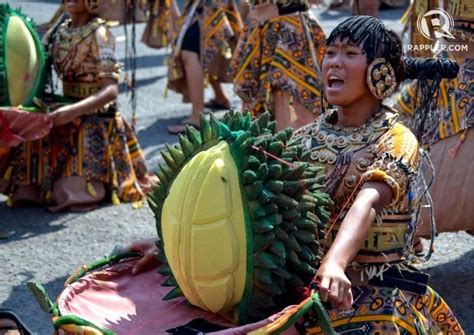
[6,15,39,106]
[161,141,247,314]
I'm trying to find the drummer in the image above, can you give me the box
[0,0,157,212]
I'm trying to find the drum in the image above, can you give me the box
[28,253,334,334]
[0,4,46,107]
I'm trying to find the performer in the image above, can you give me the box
[129,16,464,334]
[0,0,156,212]
[167,0,242,134]
[395,0,474,240]
[231,0,326,130]
[141,0,180,49]
[285,15,462,333]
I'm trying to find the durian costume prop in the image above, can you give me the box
[0,4,155,211]
[230,0,326,118]
[29,111,338,334]
[167,0,243,101]
[395,0,474,236]
[141,0,179,49]
[0,5,53,190]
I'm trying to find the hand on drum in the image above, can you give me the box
[121,238,161,275]
[49,105,82,126]
[314,261,353,311]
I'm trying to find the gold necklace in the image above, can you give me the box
[306,107,396,164]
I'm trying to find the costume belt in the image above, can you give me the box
[326,222,409,253]
[63,81,102,100]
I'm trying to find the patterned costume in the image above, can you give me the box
[167,0,242,100]
[231,0,326,117]
[289,106,464,334]
[0,17,153,211]
[141,0,177,49]
[395,0,474,236]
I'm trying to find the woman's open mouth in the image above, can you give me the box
[327,75,345,90]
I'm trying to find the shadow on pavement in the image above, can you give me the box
[0,205,68,243]
[1,274,67,334]
[119,54,168,70]
[119,74,167,93]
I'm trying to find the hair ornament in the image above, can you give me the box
[367,58,397,99]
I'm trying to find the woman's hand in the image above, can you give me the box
[315,261,353,311]
[121,238,161,275]
[49,105,82,126]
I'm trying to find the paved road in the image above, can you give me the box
[1,2,473,334]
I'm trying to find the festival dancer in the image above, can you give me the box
[231,0,326,130]
[123,16,464,334]
[395,0,474,242]
[285,15,463,333]
[0,0,156,212]
[167,0,242,134]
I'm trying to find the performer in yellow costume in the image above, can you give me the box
[231,0,326,130]
[395,0,474,238]
[0,0,156,211]
[167,0,243,134]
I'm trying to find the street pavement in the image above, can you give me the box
[0,1,473,334]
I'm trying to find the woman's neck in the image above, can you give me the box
[336,96,381,127]
[69,12,93,28]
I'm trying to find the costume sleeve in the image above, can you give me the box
[361,122,419,206]
[92,25,121,82]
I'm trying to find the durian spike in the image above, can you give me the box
[185,125,202,147]
[199,114,213,142]
[166,144,185,166]
[178,134,194,157]
[163,286,183,300]
[162,150,178,171]
[209,113,221,139]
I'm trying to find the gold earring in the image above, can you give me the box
[366,58,397,100]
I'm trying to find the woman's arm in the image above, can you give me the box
[49,77,118,126]
[316,181,393,309]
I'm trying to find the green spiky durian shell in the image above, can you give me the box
[0,4,46,107]
[149,111,332,324]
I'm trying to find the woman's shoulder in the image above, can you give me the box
[375,106,419,170]
[91,18,115,43]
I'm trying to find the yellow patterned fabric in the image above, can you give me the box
[53,18,121,85]
[306,286,464,334]
[141,0,175,49]
[289,107,464,334]
[0,18,152,210]
[396,0,473,146]
[395,53,473,146]
[231,6,326,117]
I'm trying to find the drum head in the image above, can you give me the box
[57,258,236,334]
